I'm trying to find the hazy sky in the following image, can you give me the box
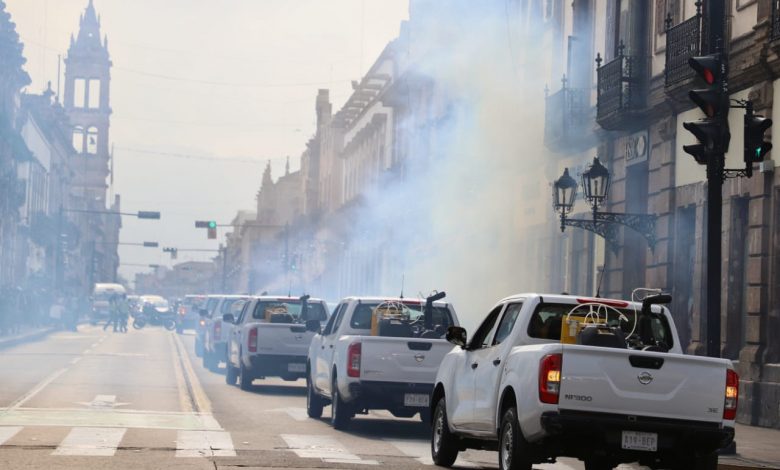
[6,0,409,284]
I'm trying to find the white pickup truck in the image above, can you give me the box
[306,293,459,430]
[430,293,737,470]
[224,295,329,390]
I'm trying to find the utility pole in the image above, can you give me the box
[705,0,727,359]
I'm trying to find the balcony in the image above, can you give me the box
[664,4,702,93]
[596,44,644,130]
[544,76,593,153]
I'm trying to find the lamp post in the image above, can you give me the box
[552,158,657,253]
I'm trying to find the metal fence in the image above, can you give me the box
[544,81,590,149]
[665,10,701,87]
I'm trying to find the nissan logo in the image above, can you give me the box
[414,354,425,363]
[638,371,653,385]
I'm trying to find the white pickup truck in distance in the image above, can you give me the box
[430,293,737,470]
[224,295,329,390]
[306,293,459,430]
[202,295,250,371]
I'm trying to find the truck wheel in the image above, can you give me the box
[307,373,324,419]
[239,362,253,391]
[499,407,533,470]
[431,398,458,467]
[331,378,351,430]
[225,361,238,385]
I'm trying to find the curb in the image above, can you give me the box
[0,327,57,350]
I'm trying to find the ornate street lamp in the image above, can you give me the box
[581,157,610,213]
[551,159,657,253]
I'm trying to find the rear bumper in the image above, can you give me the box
[540,410,734,458]
[345,380,432,412]
[248,354,307,378]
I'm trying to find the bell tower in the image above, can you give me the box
[64,0,112,207]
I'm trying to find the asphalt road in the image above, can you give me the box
[0,325,623,469]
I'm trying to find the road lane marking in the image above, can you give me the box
[52,427,126,456]
[0,426,22,445]
[175,430,236,457]
[281,434,378,465]
[75,395,130,409]
[171,332,211,413]
[169,334,194,413]
[385,438,479,467]
[70,357,81,364]
[0,408,222,430]
[4,368,68,411]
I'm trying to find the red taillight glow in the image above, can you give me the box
[178,306,186,316]
[347,342,361,378]
[198,319,206,327]
[248,328,258,353]
[539,353,562,404]
[214,321,221,338]
[724,369,739,420]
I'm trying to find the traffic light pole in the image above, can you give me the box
[705,0,727,359]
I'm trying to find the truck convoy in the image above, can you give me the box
[430,293,737,470]
[224,295,329,390]
[306,293,459,430]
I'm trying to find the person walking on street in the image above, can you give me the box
[103,294,119,332]
[117,294,129,333]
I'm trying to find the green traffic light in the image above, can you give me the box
[208,221,217,229]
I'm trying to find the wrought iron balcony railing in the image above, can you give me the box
[596,43,642,130]
[772,0,780,41]
[664,3,702,88]
[544,75,592,153]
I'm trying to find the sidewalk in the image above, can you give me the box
[719,424,780,469]
[0,324,57,350]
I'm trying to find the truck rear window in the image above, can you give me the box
[527,303,674,351]
[349,302,454,338]
[251,300,327,323]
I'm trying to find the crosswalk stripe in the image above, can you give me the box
[0,426,22,446]
[385,438,479,467]
[175,430,236,457]
[52,427,126,456]
[281,434,378,465]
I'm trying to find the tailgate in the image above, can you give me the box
[253,324,315,357]
[360,337,451,384]
[559,345,729,423]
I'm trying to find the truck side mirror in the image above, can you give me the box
[305,319,321,333]
[446,326,467,348]
[222,313,235,324]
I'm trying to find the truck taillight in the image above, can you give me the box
[178,306,186,316]
[347,342,361,378]
[539,353,562,404]
[248,328,257,353]
[214,321,221,338]
[724,369,739,420]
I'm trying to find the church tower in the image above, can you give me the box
[64,0,111,207]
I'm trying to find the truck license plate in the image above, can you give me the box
[621,431,658,452]
[404,393,429,408]
[287,363,306,373]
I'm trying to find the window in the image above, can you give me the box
[88,79,101,109]
[251,300,327,322]
[72,126,85,153]
[493,303,524,346]
[469,305,504,350]
[74,78,86,108]
[221,298,248,315]
[322,304,344,336]
[348,301,455,330]
[86,127,98,154]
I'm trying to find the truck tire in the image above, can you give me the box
[331,377,351,430]
[307,372,324,419]
[225,361,238,385]
[499,407,533,470]
[431,398,458,467]
[239,362,253,391]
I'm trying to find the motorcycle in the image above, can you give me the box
[133,305,176,331]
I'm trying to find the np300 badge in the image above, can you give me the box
[638,371,653,385]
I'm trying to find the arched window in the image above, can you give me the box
[72,126,85,153]
[87,127,98,155]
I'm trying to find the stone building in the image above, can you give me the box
[540,0,780,427]
[63,0,121,287]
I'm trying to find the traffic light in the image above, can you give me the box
[137,211,161,220]
[163,247,178,259]
[682,53,730,165]
[207,221,217,239]
[744,106,772,177]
